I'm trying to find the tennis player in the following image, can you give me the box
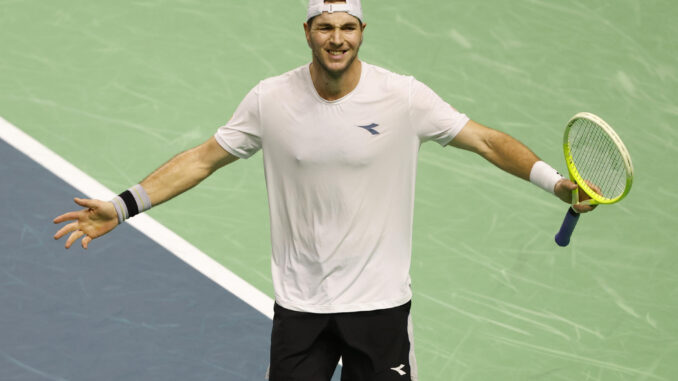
[53,1,596,380]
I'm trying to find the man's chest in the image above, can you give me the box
[260,98,414,169]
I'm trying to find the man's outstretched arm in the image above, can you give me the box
[53,136,237,249]
[447,119,596,211]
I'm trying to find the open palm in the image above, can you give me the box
[53,197,119,249]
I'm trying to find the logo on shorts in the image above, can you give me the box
[390,364,406,376]
[357,123,380,135]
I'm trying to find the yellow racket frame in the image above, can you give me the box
[563,112,634,206]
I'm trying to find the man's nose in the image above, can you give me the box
[329,29,342,45]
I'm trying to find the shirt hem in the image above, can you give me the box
[213,132,250,159]
[440,114,471,147]
[274,293,413,314]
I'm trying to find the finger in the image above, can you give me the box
[573,203,597,213]
[590,184,602,195]
[82,235,93,250]
[54,222,79,240]
[578,190,599,204]
[53,211,81,224]
[581,180,602,196]
[65,230,85,249]
[74,197,98,209]
[564,180,578,191]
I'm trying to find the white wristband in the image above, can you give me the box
[530,161,564,194]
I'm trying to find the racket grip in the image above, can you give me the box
[554,207,580,247]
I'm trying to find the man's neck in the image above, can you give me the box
[309,59,362,101]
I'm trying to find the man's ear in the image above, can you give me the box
[303,22,312,47]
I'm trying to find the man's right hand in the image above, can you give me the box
[554,179,600,213]
[53,197,119,249]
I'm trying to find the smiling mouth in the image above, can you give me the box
[327,49,348,58]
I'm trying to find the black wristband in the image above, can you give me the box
[110,184,152,224]
[119,190,140,217]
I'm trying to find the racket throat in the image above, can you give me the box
[571,187,579,207]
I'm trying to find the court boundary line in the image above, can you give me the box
[0,116,274,319]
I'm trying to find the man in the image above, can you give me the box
[53,0,595,380]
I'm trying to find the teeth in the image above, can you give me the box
[329,50,344,55]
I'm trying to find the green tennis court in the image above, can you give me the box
[1,1,676,379]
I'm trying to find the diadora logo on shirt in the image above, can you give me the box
[357,123,380,135]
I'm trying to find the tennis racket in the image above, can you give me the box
[554,112,634,247]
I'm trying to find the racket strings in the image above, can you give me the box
[568,119,626,199]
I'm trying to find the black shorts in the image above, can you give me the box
[268,301,417,381]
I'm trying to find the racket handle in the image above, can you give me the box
[554,207,580,247]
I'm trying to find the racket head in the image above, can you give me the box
[563,112,634,205]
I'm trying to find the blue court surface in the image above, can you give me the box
[0,137,282,380]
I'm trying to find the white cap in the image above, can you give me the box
[307,0,364,23]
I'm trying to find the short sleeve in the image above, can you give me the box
[409,78,470,146]
[214,83,263,159]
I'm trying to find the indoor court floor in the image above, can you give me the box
[1,1,676,380]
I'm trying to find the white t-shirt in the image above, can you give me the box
[215,62,469,313]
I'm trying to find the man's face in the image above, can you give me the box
[304,11,365,78]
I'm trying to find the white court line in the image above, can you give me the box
[0,116,275,319]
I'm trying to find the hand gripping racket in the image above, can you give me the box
[554,112,634,247]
